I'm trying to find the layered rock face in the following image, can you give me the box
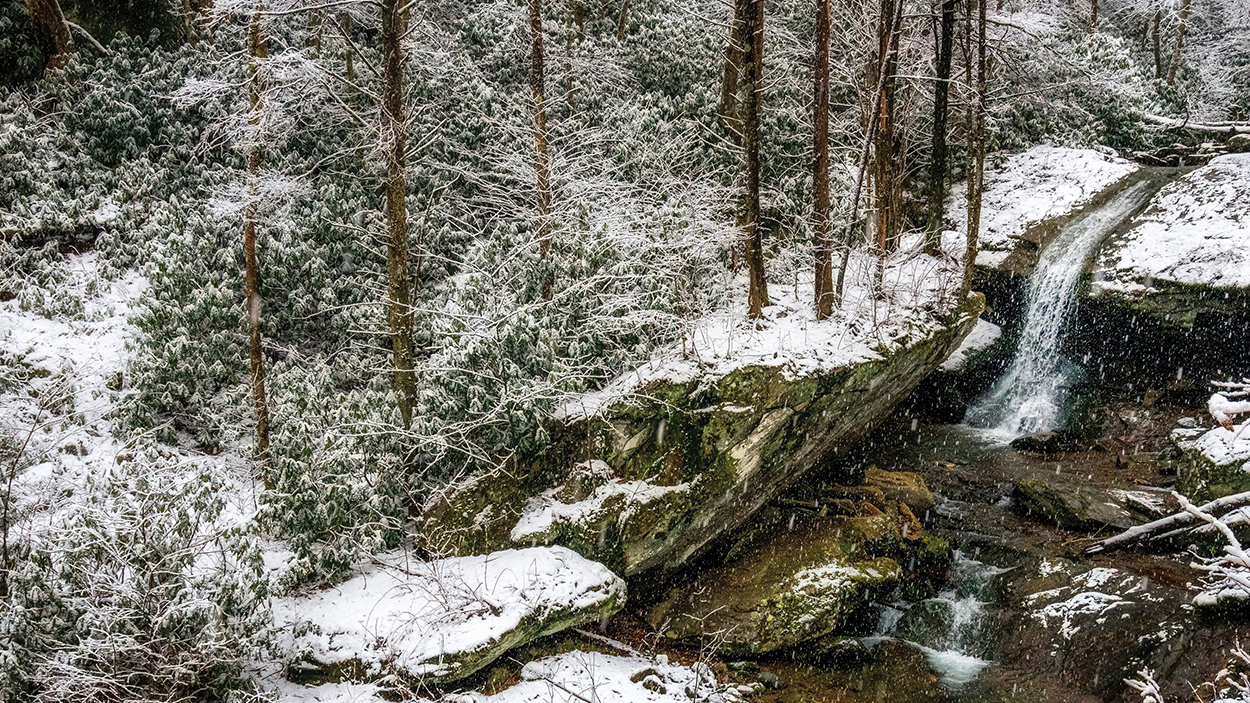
[420,294,984,580]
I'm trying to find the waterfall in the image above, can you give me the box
[965,181,1155,438]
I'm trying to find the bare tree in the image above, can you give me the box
[530,0,556,300]
[742,0,769,318]
[244,3,272,483]
[813,0,833,319]
[869,0,904,265]
[718,0,749,144]
[382,0,418,429]
[962,0,987,299]
[924,0,956,257]
[1167,0,1192,85]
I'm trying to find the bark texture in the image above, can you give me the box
[742,0,769,318]
[382,0,418,429]
[813,0,833,319]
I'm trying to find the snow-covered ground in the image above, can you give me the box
[558,231,969,420]
[947,145,1139,252]
[271,651,740,703]
[1094,154,1250,293]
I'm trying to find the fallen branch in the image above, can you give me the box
[1084,490,1250,554]
[1142,113,1250,135]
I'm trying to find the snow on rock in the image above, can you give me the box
[448,651,737,703]
[947,145,1138,252]
[939,319,1002,371]
[558,234,967,422]
[275,546,626,685]
[1173,419,1250,499]
[511,461,689,542]
[1094,154,1250,292]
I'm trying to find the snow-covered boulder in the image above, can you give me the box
[275,547,625,686]
[948,145,1138,271]
[419,293,984,580]
[1092,154,1250,326]
[645,512,938,656]
[1173,423,1250,501]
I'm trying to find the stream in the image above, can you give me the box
[747,171,1221,702]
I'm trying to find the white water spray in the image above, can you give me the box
[966,182,1154,438]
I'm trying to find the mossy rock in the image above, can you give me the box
[420,294,985,580]
[647,516,901,657]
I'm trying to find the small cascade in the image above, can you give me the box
[873,551,1011,690]
[965,181,1157,438]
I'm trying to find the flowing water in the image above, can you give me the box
[965,180,1158,438]
[871,551,1010,691]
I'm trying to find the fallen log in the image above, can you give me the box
[1084,490,1250,555]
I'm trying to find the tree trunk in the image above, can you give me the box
[962,0,987,300]
[530,0,555,299]
[616,0,630,41]
[565,1,576,109]
[869,0,903,276]
[1152,10,1162,79]
[1167,0,1191,86]
[813,0,833,319]
[718,0,749,144]
[245,6,272,484]
[343,12,355,84]
[924,0,956,256]
[382,0,417,429]
[742,0,769,318]
[835,0,901,304]
[1090,0,1098,32]
[25,0,72,68]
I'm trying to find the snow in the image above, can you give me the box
[267,651,737,703]
[947,145,1139,253]
[448,651,736,703]
[557,232,969,421]
[273,546,626,681]
[940,319,1002,371]
[1177,422,1250,473]
[1095,154,1250,291]
[511,462,689,541]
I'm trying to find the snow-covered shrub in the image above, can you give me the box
[1,446,268,702]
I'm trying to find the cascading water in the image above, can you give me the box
[871,551,1010,691]
[965,181,1156,438]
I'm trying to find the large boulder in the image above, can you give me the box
[1012,473,1176,531]
[1091,154,1250,328]
[275,547,625,686]
[646,515,904,657]
[420,294,984,579]
[1172,424,1250,501]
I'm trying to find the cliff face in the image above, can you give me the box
[420,294,985,580]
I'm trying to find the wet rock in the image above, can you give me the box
[646,516,902,657]
[1172,425,1250,501]
[1009,431,1090,455]
[797,635,871,667]
[1012,474,1174,531]
[757,671,783,690]
[994,557,1204,700]
[863,467,936,514]
[420,295,985,580]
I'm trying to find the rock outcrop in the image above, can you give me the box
[420,295,984,580]
[1091,154,1250,328]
